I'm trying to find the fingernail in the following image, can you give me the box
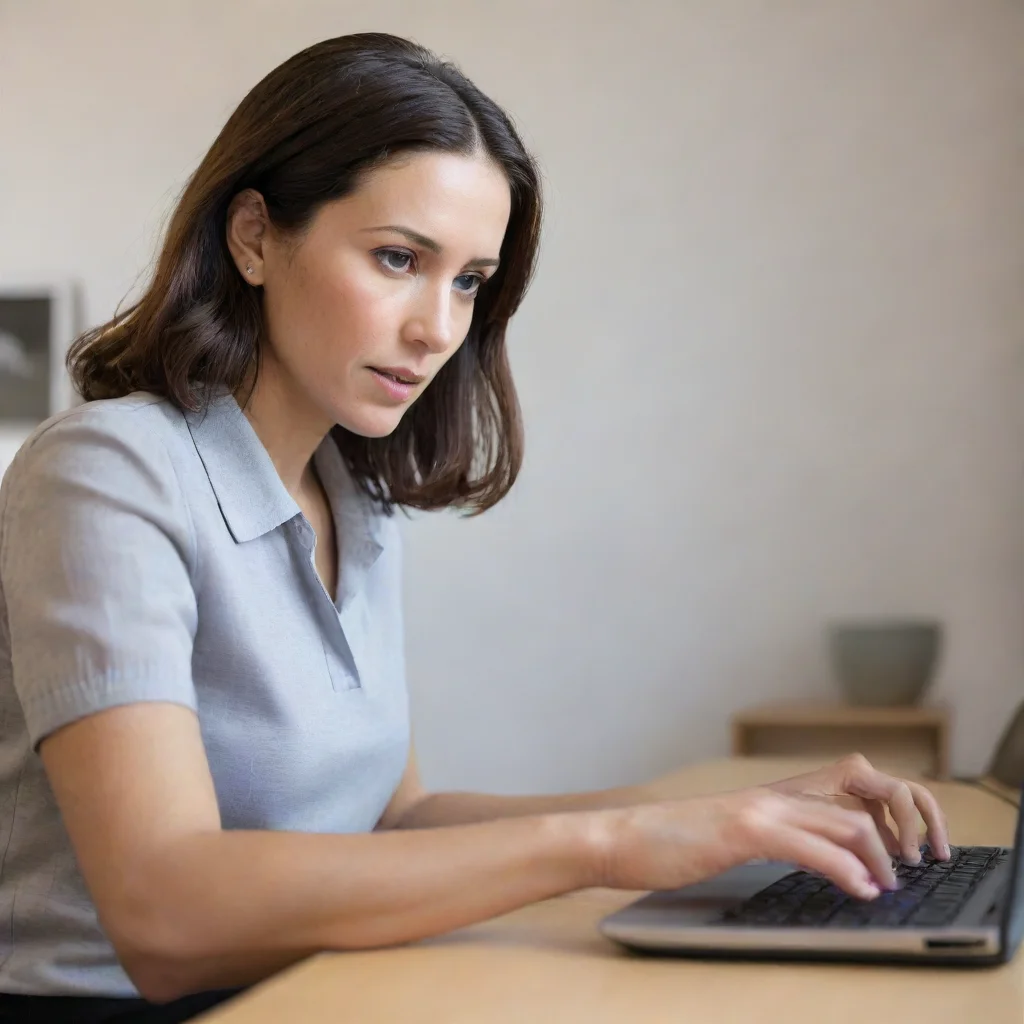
[903,850,921,866]
[861,882,881,900]
[943,843,951,859]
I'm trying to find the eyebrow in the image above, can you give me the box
[362,224,500,269]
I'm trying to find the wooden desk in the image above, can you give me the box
[197,758,1023,1024]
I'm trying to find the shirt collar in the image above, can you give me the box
[185,394,387,562]
[186,393,300,543]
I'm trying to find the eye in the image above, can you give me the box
[453,273,484,297]
[374,248,414,274]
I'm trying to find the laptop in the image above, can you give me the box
[599,788,1024,966]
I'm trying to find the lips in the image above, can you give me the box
[370,366,425,385]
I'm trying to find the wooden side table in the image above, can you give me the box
[731,703,951,779]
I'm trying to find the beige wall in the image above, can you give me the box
[1,0,1022,788]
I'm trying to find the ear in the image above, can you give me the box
[226,189,269,285]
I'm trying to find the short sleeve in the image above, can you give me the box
[0,409,199,747]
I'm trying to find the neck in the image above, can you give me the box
[237,365,333,498]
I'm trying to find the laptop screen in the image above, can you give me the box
[999,788,1024,950]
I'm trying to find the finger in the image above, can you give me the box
[765,825,882,901]
[842,764,923,864]
[906,781,951,859]
[784,800,896,890]
[864,799,900,858]
[794,794,901,868]
[881,781,922,863]
[813,793,900,856]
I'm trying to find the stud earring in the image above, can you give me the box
[245,263,254,275]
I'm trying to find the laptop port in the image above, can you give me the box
[925,938,987,949]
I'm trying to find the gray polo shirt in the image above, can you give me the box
[0,392,411,996]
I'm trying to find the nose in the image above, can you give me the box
[402,284,457,355]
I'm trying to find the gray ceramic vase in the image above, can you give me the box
[828,620,942,706]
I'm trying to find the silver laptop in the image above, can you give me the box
[600,790,1023,966]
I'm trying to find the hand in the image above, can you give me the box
[765,753,950,865]
[592,785,897,900]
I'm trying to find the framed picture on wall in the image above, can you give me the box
[0,280,79,426]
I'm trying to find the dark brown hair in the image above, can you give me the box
[67,33,542,514]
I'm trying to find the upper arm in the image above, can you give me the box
[375,742,428,830]
[39,703,222,962]
[1,412,212,967]
[1,411,198,746]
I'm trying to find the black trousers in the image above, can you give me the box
[0,989,241,1022]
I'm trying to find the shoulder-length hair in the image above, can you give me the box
[67,32,542,514]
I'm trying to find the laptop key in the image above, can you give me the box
[721,845,1006,929]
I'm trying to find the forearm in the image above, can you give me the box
[393,784,653,829]
[116,813,598,1001]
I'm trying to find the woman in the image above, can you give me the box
[0,33,947,1023]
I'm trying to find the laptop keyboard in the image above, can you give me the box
[721,846,1008,929]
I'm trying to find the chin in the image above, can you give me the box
[334,404,408,439]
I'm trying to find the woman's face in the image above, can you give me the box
[235,150,511,439]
